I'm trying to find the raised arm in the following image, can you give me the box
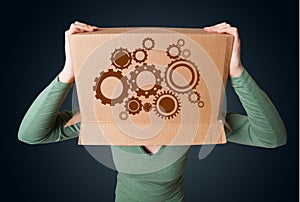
[18,21,98,144]
[225,68,287,148]
[204,22,287,148]
[17,77,79,144]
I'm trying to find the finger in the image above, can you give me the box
[74,21,88,26]
[92,26,100,30]
[204,23,230,31]
[71,27,84,34]
[203,26,240,47]
[69,24,85,34]
[74,21,99,31]
[213,22,228,28]
[204,22,227,29]
[72,23,95,32]
[212,24,231,30]
[215,27,239,38]
[218,23,230,28]
[215,27,240,47]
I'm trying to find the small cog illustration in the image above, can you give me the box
[125,96,143,115]
[177,39,185,47]
[153,90,181,119]
[188,91,201,104]
[142,37,155,50]
[119,111,129,120]
[166,44,181,59]
[110,47,132,70]
[165,58,200,94]
[198,101,205,108]
[143,102,152,112]
[129,63,163,98]
[132,48,148,63]
[182,49,191,58]
[93,69,129,106]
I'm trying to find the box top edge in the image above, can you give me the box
[70,27,233,37]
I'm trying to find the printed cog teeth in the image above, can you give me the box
[142,37,155,50]
[129,63,163,98]
[153,90,181,119]
[110,47,132,70]
[166,44,181,59]
[132,48,148,63]
[165,58,200,94]
[188,91,201,104]
[125,96,143,115]
[93,69,129,106]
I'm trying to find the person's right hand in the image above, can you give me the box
[59,21,98,83]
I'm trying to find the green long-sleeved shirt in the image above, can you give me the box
[18,69,287,202]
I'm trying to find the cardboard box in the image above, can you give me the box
[67,27,233,145]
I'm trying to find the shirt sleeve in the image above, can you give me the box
[225,68,287,148]
[18,77,80,144]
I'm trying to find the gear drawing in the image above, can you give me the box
[143,102,152,112]
[142,37,155,50]
[182,49,191,58]
[188,91,201,104]
[110,47,132,70]
[125,96,143,115]
[177,39,185,47]
[132,48,148,63]
[119,111,129,120]
[198,101,205,108]
[153,90,181,119]
[166,44,181,59]
[129,63,163,98]
[165,58,200,94]
[93,69,129,106]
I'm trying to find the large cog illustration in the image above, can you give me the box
[153,90,181,119]
[165,58,200,94]
[93,69,129,106]
[129,63,163,98]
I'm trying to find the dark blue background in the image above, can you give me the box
[4,0,298,201]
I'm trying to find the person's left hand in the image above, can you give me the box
[204,22,244,78]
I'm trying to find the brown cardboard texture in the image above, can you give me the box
[68,27,233,146]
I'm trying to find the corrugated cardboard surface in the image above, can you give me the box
[68,27,233,145]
